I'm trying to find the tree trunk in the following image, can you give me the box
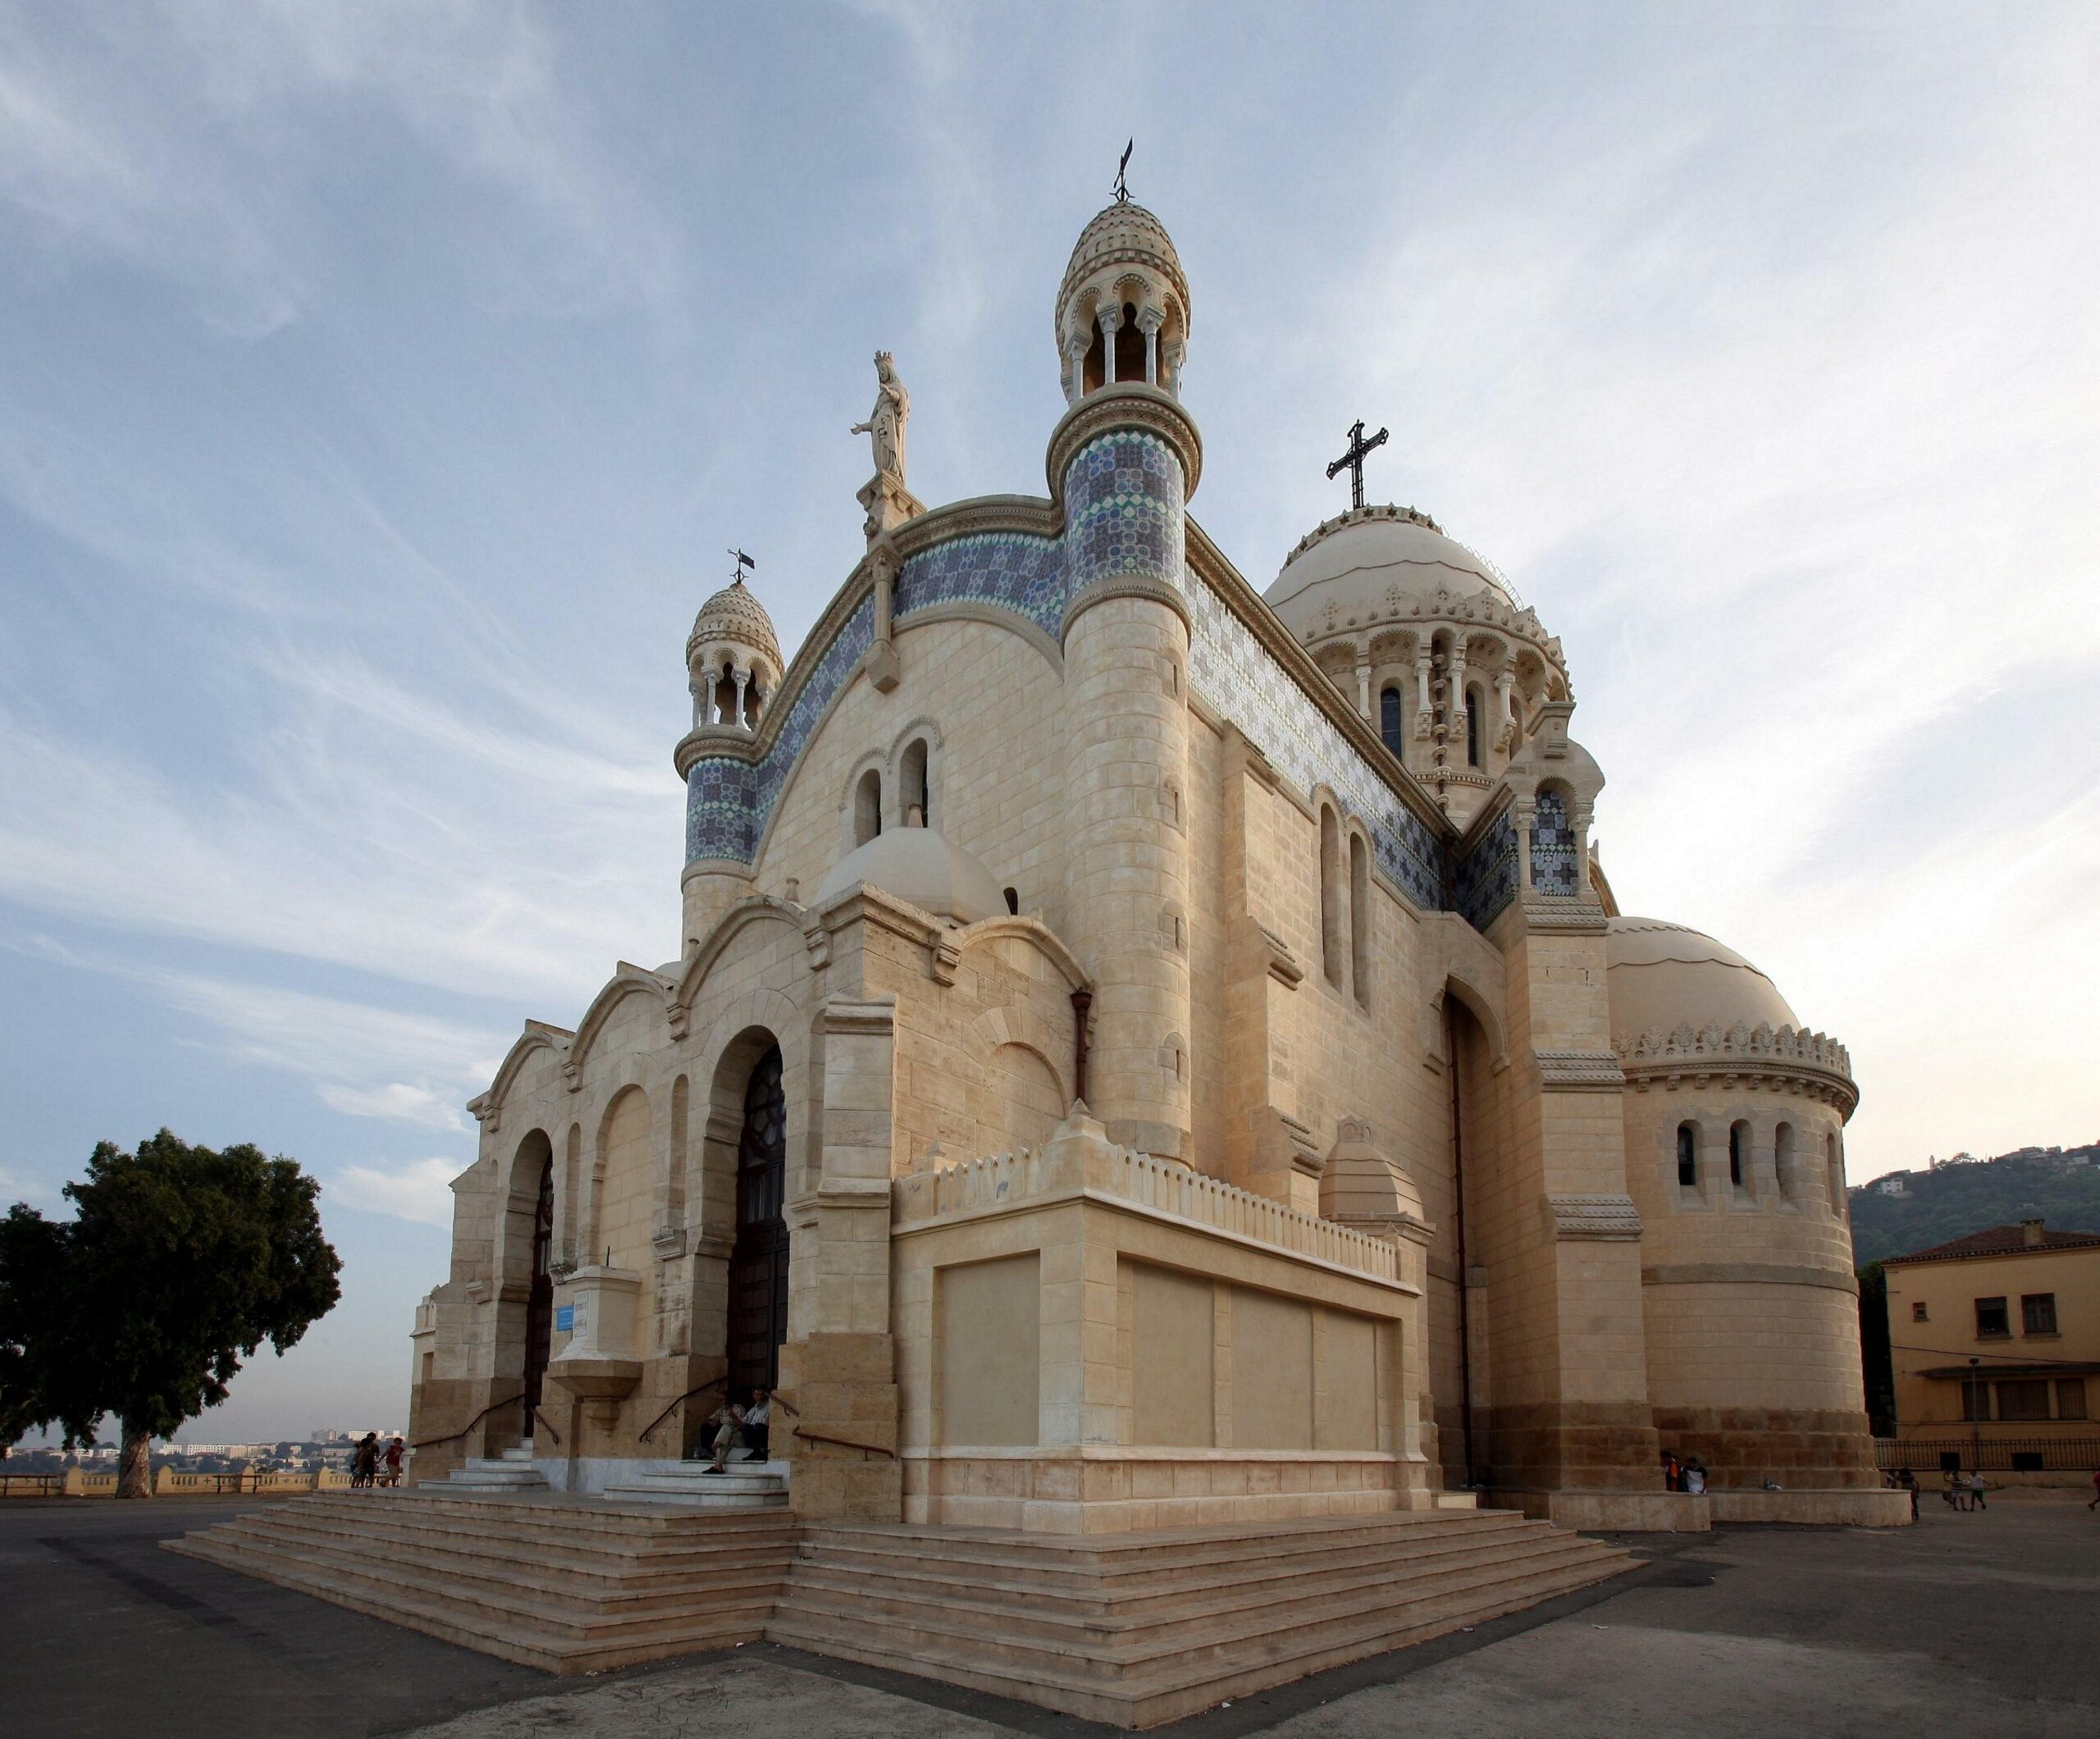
[116,1423,153,1499]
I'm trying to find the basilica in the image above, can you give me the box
[406,196,1900,1532]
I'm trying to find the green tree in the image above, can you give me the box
[0,1130,340,1497]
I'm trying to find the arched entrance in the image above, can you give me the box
[727,1043,789,1394]
[522,1157,555,1426]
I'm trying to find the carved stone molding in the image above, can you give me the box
[1543,1194,1644,1241]
[1533,1049,1627,1091]
[1616,1020,1857,1114]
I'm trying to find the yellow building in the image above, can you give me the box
[1883,1220,2099,1459]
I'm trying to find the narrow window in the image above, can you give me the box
[2057,1379,2088,1420]
[901,737,929,827]
[1318,805,1344,988]
[2022,1293,2058,1335]
[1380,685,1404,755]
[1002,886,1019,915]
[1974,1296,2010,1338]
[1995,1380,2052,1422]
[1911,1301,1929,1322]
[1464,687,1481,767]
[854,769,883,846]
[1676,1123,1698,1189]
[1728,1121,1748,1189]
[1774,1122,1796,1197]
[1349,832,1371,1008]
[1827,1133,1846,1216]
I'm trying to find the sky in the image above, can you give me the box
[1,2,2094,1442]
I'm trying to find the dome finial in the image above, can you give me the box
[727,546,755,586]
[1114,137,1133,204]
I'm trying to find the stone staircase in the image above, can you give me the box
[164,1491,799,1673]
[167,1497,1629,1724]
[440,1442,550,1492]
[768,1509,1632,1727]
[603,1463,789,1509]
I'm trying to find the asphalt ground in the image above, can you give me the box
[2,1491,2094,1737]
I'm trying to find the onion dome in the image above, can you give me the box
[1054,201,1192,401]
[686,576,781,671]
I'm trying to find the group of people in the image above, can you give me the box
[694,1387,772,1473]
[351,1431,405,1489]
[1660,1451,1709,1495]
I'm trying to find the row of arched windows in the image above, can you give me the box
[1376,678,1502,770]
[1318,801,1372,1010]
[851,733,934,847]
[1673,1118,1844,1213]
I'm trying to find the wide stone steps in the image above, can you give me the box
[166,1495,801,1673]
[167,1496,1629,1719]
[766,1512,1630,1727]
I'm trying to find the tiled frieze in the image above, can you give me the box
[897,532,1064,637]
[1063,431,1185,594]
[1530,787,1579,897]
[1454,805,1518,929]
[1185,576,1446,910]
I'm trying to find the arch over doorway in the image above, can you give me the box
[725,1040,789,1395]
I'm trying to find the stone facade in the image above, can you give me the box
[407,197,1901,1530]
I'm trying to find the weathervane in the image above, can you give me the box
[1113,138,1133,204]
[1326,418,1390,511]
[728,548,755,584]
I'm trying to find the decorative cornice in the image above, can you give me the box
[1543,1194,1644,1241]
[1643,1262,1858,1294]
[1533,1049,1626,1091]
[1615,1021,1858,1114]
[1045,384,1203,504]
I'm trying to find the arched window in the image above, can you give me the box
[901,737,929,827]
[1827,1133,1847,1218]
[1349,833,1371,1008]
[1774,1122,1796,1198]
[1319,804,1344,988]
[1003,886,1020,915]
[1115,301,1145,382]
[854,769,883,846]
[1465,687,1482,768]
[1729,1121,1749,1189]
[1677,1122,1699,1189]
[1380,685,1404,756]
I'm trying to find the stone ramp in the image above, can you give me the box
[768,1510,1633,1728]
[163,1491,799,1673]
[167,1497,1631,1723]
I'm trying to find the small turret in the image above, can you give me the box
[686,568,782,733]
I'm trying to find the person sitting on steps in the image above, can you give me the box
[701,1394,747,1475]
[742,1388,772,1461]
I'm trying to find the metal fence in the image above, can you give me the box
[1875,1436,2100,1472]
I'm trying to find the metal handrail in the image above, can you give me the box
[411,1392,524,1451]
[791,1424,897,1460]
[637,1375,728,1445]
[532,1408,562,1448]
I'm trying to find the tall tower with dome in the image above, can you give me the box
[400,186,1898,1549]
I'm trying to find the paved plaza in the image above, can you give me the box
[3,1495,2094,1737]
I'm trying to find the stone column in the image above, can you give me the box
[1098,304,1122,386]
[1495,668,1515,751]
[1139,306,1163,385]
[1355,647,1372,720]
[1413,642,1435,738]
[732,667,751,731]
[1064,331,1089,404]
[777,996,902,1520]
[1056,393,1199,1162]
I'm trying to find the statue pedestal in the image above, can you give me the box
[857,472,924,545]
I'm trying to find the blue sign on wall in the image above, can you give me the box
[555,1305,575,1332]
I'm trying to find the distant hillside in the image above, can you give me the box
[1849,1143,2100,1265]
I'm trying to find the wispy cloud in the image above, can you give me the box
[329,1155,463,1228]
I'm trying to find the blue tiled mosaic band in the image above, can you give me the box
[897,532,1063,637]
[1186,577,1446,910]
[1530,788,1579,896]
[1455,806,1518,929]
[1064,431,1185,595]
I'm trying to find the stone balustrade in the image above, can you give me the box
[894,1132,1401,1285]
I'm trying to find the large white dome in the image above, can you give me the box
[1605,917,1800,1040]
[1265,505,1511,643]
